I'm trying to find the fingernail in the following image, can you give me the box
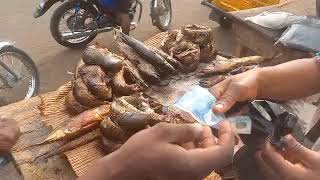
[215,104,224,110]
[192,123,204,132]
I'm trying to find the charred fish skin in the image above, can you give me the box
[73,77,106,107]
[199,75,226,88]
[118,32,176,74]
[100,117,127,142]
[113,112,165,131]
[82,46,123,72]
[201,56,265,75]
[117,42,161,84]
[200,44,218,63]
[149,47,183,70]
[65,91,91,115]
[78,65,113,101]
[229,65,257,75]
[67,104,111,132]
[182,24,213,46]
[101,136,122,154]
[112,67,143,96]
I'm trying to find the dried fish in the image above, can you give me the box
[36,105,110,145]
[182,24,213,46]
[111,95,153,115]
[172,41,200,72]
[73,77,106,107]
[78,65,113,101]
[34,129,100,160]
[118,42,161,83]
[100,117,127,141]
[65,91,90,114]
[82,45,123,72]
[117,31,176,74]
[199,75,226,88]
[112,67,144,96]
[229,65,257,75]
[101,137,122,154]
[149,47,183,69]
[113,112,165,131]
[200,44,218,63]
[201,56,265,75]
[161,30,184,52]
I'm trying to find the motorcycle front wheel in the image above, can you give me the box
[150,0,172,31]
[0,46,39,106]
[50,1,98,48]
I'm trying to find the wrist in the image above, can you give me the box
[101,150,142,180]
[79,149,142,180]
[255,67,268,99]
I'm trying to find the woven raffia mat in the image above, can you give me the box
[38,31,221,180]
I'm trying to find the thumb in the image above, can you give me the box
[153,123,204,145]
[210,79,239,113]
[283,135,317,164]
[213,88,240,113]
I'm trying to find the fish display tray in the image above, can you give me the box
[39,31,222,180]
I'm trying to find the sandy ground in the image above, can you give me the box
[0,0,235,95]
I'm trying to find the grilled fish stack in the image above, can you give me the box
[100,94,196,153]
[65,45,143,114]
[162,24,217,72]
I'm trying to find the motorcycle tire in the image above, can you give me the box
[50,1,98,49]
[150,0,172,32]
[0,46,40,105]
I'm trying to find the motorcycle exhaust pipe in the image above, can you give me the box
[61,27,113,41]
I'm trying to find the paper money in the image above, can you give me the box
[174,86,252,134]
[174,86,225,126]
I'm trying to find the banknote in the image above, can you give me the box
[174,86,252,134]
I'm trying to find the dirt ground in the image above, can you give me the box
[0,0,235,94]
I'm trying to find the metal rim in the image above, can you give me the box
[157,0,171,27]
[0,52,37,105]
[58,7,96,44]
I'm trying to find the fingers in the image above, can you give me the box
[255,151,281,180]
[261,142,304,178]
[210,80,239,113]
[153,123,204,145]
[200,126,217,148]
[186,121,235,170]
[217,121,235,148]
[283,135,318,165]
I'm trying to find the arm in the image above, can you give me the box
[211,58,320,113]
[257,58,320,100]
[77,150,137,180]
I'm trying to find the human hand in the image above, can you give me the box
[79,121,234,180]
[256,135,320,180]
[210,69,260,113]
[0,116,20,154]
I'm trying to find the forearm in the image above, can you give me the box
[77,151,140,180]
[257,58,320,100]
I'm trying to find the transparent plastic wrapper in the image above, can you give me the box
[278,23,320,52]
[174,86,252,134]
[244,11,304,30]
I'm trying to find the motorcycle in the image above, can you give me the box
[0,41,40,106]
[33,0,172,48]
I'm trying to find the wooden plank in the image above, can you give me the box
[0,95,76,180]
